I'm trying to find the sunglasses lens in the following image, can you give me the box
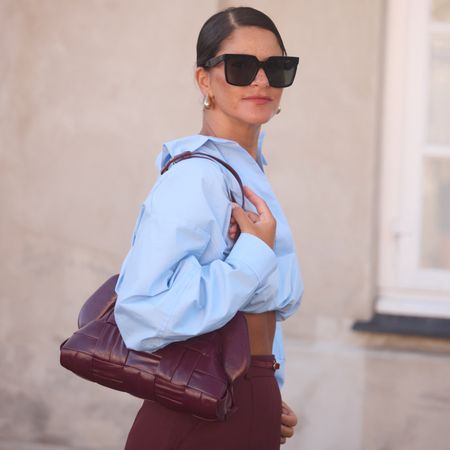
[225,55,258,86]
[220,55,299,87]
[265,57,298,88]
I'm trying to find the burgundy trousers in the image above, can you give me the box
[125,355,282,450]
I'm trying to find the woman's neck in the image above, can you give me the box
[199,114,261,161]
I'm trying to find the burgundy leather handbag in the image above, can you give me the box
[60,151,251,422]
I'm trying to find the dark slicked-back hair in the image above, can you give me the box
[196,7,287,67]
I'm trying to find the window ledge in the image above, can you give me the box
[352,314,450,339]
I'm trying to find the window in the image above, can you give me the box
[377,0,450,318]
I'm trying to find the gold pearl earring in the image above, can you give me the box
[276,106,281,115]
[203,95,211,110]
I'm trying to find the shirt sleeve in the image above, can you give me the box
[114,157,278,352]
[241,253,303,320]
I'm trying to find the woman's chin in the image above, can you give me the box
[239,110,276,126]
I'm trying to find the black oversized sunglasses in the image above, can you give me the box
[203,54,300,88]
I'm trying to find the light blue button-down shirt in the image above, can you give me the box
[114,132,303,387]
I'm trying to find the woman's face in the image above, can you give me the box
[199,26,284,127]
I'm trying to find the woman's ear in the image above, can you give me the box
[195,66,211,97]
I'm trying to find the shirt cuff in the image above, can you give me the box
[226,232,277,283]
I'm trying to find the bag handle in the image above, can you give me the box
[161,151,245,208]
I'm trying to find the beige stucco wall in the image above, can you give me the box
[2,1,450,449]
[0,1,219,448]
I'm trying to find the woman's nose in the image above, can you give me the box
[251,67,270,86]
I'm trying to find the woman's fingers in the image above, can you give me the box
[228,209,258,241]
[246,211,259,223]
[231,202,275,248]
[230,203,250,226]
[280,400,298,444]
[228,216,238,232]
[281,424,294,438]
[281,414,297,428]
[228,223,239,239]
[281,401,298,427]
[229,187,277,248]
[243,186,273,219]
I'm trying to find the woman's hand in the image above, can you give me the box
[280,400,298,445]
[228,211,258,241]
[229,186,276,249]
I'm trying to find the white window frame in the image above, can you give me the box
[377,0,450,318]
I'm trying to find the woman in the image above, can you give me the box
[114,6,303,450]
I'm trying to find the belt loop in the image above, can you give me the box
[249,356,280,370]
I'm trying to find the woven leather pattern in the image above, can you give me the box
[60,275,250,421]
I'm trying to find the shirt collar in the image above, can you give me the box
[155,132,268,172]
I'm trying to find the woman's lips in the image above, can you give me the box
[242,96,272,105]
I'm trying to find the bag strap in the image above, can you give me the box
[160,151,245,208]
